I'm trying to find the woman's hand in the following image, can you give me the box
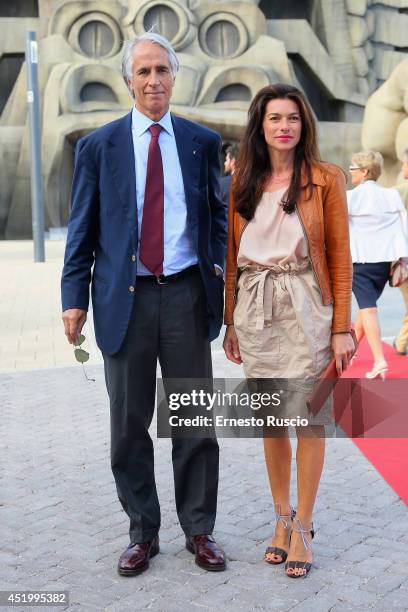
[331,333,356,376]
[223,325,242,364]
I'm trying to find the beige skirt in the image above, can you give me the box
[233,261,334,425]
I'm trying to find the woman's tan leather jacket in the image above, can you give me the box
[224,162,353,334]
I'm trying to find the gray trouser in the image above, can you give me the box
[103,270,219,543]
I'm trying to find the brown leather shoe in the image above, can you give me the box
[117,535,159,576]
[186,535,226,571]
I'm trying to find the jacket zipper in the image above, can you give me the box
[295,204,322,297]
[233,220,248,303]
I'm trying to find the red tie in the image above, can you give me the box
[139,124,164,276]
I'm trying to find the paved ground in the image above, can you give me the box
[0,241,107,372]
[1,241,407,611]
[1,366,407,611]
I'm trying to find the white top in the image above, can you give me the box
[131,106,197,275]
[347,181,408,263]
[238,188,308,267]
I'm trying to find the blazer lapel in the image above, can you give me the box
[106,112,202,237]
[106,111,137,234]
[172,115,202,227]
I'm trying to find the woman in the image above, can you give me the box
[347,150,408,377]
[223,84,354,578]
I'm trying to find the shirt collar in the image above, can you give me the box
[131,106,174,137]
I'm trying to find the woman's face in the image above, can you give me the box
[262,98,302,154]
[349,162,368,185]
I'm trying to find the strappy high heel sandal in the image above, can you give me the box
[264,506,296,565]
[365,360,388,379]
[285,517,314,578]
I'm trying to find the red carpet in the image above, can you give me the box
[341,337,408,505]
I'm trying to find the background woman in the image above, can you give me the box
[347,150,408,377]
[223,84,354,579]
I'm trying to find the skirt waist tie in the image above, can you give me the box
[240,261,310,331]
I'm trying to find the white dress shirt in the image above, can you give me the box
[347,180,408,263]
[131,106,197,275]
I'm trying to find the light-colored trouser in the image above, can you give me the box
[396,280,408,352]
[233,262,333,423]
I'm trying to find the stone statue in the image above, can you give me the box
[362,58,408,186]
[1,0,407,237]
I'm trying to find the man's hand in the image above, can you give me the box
[62,309,87,344]
[331,333,356,376]
[223,324,242,364]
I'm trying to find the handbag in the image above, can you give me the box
[389,259,408,288]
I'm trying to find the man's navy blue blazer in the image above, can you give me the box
[61,111,228,355]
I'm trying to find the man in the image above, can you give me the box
[220,142,239,206]
[61,32,227,575]
[394,148,408,355]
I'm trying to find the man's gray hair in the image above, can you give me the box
[121,31,179,90]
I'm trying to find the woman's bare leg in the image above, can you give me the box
[263,429,292,562]
[354,309,365,342]
[359,307,386,363]
[286,426,325,576]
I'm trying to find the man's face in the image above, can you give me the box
[224,152,234,175]
[128,41,175,121]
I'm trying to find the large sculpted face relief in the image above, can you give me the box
[362,58,408,187]
[1,0,408,237]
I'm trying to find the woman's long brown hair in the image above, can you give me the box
[233,84,321,219]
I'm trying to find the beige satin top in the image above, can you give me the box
[237,188,308,267]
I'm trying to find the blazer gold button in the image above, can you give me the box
[131,255,136,262]
[129,285,135,292]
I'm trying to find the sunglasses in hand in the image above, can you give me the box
[73,334,95,382]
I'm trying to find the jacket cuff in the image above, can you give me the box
[224,306,234,326]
